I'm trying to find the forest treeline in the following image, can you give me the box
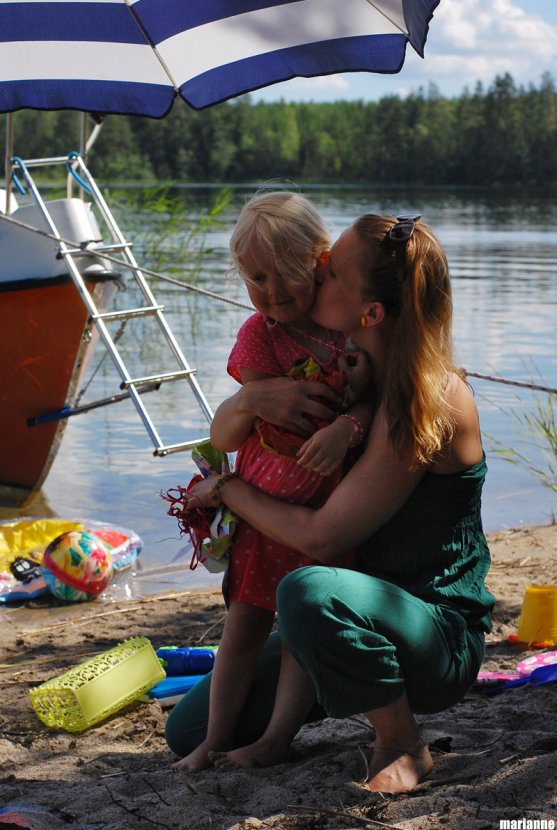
[5,72,557,186]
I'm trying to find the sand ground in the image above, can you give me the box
[1,523,557,830]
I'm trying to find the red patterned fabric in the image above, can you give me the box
[226,313,351,612]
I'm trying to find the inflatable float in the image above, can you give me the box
[0,517,142,603]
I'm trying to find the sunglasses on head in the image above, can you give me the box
[388,213,423,244]
[385,213,422,284]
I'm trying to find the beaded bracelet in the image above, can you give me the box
[338,413,365,447]
[209,472,238,507]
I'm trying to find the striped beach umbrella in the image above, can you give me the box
[0,0,441,117]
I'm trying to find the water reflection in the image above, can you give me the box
[2,187,556,597]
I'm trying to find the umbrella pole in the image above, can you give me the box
[67,112,88,199]
[67,113,104,199]
[4,113,13,213]
[80,112,88,162]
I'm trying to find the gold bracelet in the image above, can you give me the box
[209,472,238,508]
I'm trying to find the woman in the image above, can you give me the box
[165,214,495,793]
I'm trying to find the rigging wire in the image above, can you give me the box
[74,321,128,406]
[0,211,254,311]
[2,211,556,396]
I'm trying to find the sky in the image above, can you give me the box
[251,0,557,104]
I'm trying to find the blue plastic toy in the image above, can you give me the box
[147,675,206,707]
[156,646,217,676]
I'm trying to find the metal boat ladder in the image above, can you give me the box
[11,151,213,456]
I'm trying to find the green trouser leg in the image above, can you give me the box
[164,566,484,757]
[277,566,485,717]
[164,629,325,757]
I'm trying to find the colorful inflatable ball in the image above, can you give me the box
[42,530,113,601]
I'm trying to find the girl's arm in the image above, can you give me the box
[296,349,374,474]
[210,367,276,452]
[211,376,342,450]
[295,399,374,475]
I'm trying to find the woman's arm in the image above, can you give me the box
[200,374,482,561]
[203,404,424,561]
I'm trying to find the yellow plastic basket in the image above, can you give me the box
[29,636,165,732]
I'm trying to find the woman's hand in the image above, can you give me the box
[241,376,341,436]
[184,475,221,510]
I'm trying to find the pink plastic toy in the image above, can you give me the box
[516,650,557,676]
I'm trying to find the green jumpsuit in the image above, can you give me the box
[165,456,495,756]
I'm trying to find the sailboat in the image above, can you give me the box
[0,116,214,507]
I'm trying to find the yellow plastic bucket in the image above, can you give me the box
[515,585,557,647]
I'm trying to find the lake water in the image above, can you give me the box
[3,186,557,596]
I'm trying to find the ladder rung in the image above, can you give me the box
[93,305,164,321]
[154,437,211,457]
[19,155,71,167]
[122,369,195,388]
[63,242,131,255]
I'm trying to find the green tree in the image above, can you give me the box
[3,72,557,187]
[453,82,487,185]
[482,73,529,184]
[523,73,557,185]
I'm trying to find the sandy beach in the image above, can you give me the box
[1,523,557,830]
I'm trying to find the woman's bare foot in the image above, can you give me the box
[365,743,433,793]
[173,740,219,773]
[209,735,290,771]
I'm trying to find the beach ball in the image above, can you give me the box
[42,530,113,602]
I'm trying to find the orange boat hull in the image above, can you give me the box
[0,276,108,506]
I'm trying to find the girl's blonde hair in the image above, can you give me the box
[230,190,330,287]
[352,214,455,465]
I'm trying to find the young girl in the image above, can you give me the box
[171,191,370,772]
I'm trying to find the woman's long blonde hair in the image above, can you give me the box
[353,214,455,465]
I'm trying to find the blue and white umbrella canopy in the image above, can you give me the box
[0,0,440,117]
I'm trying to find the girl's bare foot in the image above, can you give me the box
[173,740,218,773]
[365,743,433,793]
[209,735,290,771]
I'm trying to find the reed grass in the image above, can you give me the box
[487,391,557,495]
